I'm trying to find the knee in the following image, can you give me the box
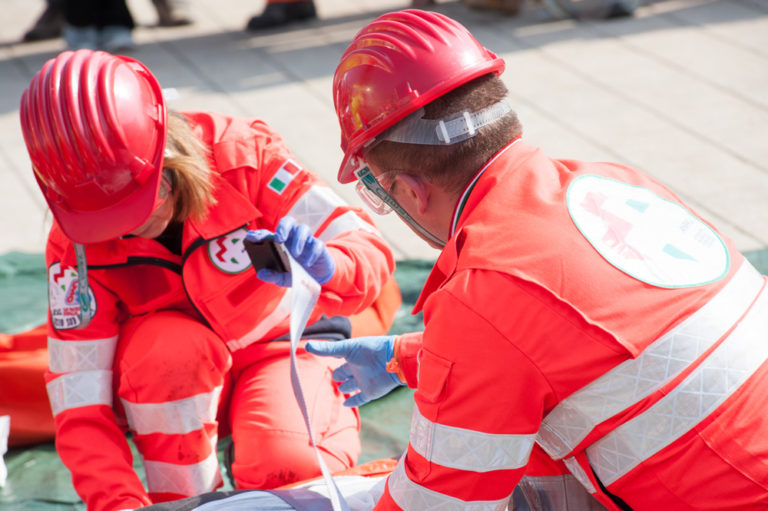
[231,433,318,489]
[117,311,231,400]
[231,423,360,489]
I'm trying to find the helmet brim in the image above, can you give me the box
[48,167,163,244]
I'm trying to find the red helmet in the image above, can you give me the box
[332,9,505,184]
[20,49,167,244]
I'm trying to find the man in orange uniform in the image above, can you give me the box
[306,9,768,510]
[19,49,397,511]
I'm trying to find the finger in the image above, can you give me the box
[274,217,296,244]
[257,268,291,287]
[245,229,274,243]
[302,237,325,268]
[305,340,354,359]
[331,363,354,382]
[344,393,369,408]
[287,224,312,260]
[338,378,360,395]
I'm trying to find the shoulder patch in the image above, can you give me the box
[208,228,251,274]
[567,175,729,288]
[267,159,301,194]
[48,262,97,330]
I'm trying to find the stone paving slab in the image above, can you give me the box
[0,0,765,261]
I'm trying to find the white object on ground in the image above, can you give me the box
[189,476,387,511]
[0,415,9,487]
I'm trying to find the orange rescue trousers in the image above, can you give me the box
[0,276,401,490]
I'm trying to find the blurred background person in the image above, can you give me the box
[21,0,191,46]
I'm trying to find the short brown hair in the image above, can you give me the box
[365,74,522,193]
[163,111,217,223]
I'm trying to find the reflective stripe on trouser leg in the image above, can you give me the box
[143,437,223,496]
[387,457,511,511]
[116,311,231,498]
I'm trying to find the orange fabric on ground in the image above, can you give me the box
[0,324,55,447]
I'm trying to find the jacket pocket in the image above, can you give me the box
[416,348,453,404]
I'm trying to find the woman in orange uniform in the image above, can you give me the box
[19,49,397,511]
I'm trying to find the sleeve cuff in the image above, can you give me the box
[387,331,422,388]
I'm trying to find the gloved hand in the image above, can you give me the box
[305,336,404,408]
[246,216,335,286]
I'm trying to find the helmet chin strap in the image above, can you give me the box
[73,243,94,329]
[396,208,447,249]
[356,166,446,248]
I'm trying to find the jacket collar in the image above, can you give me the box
[413,139,535,313]
[185,173,260,241]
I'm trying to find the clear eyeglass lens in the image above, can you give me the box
[355,180,392,215]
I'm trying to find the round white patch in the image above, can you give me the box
[48,262,97,330]
[567,175,729,288]
[208,228,251,274]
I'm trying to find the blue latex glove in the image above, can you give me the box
[246,216,335,286]
[305,336,404,408]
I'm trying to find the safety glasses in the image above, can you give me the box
[354,165,398,216]
[353,163,446,247]
[151,172,173,213]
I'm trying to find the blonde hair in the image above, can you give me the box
[163,110,217,223]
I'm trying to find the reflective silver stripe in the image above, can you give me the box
[287,186,346,235]
[538,262,763,459]
[588,281,768,486]
[48,336,118,373]
[226,290,291,351]
[410,406,535,472]
[388,457,510,511]
[561,457,597,494]
[122,386,223,435]
[144,437,222,496]
[317,211,379,242]
[46,370,112,416]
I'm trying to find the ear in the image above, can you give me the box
[395,174,430,214]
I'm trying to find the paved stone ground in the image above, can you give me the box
[1,0,766,261]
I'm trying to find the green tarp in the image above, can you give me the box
[2,250,767,509]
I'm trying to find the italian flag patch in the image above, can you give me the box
[267,160,301,194]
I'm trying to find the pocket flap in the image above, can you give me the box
[417,348,453,404]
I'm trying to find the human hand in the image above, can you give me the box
[305,336,404,407]
[246,216,335,286]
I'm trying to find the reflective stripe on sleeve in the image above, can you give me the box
[46,370,113,416]
[388,457,511,511]
[587,280,768,486]
[538,262,764,459]
[121,386,223,435]
[287,186,346,235]
[48,336,118,373]
[317,211,379,242]
[144,437,222,497]
[410,406,535,472]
